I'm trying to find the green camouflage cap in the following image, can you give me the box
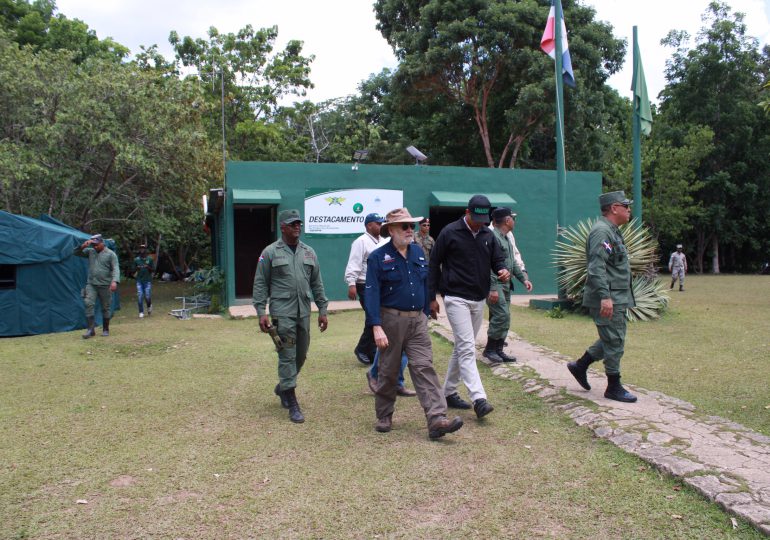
[278,209,302,224]
[599,190,632,207]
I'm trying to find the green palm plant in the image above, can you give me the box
[553,218,669,321]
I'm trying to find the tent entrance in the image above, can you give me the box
[0,265,16,290]
[234,206,276,299]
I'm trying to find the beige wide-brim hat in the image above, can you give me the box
[381,207,423,238]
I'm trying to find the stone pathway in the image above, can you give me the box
[428,306,770,535]
[229,296,770,534]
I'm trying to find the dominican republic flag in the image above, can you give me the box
[540,2,576,88]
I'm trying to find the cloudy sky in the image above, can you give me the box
[56,0,770,104]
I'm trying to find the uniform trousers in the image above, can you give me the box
[442,295,487,402]
[587,305,627,375]
[274,313,310,391]
[84,284,112,318]
[355,282,376,359]
[671,267,685,287]
[486,284,511,340]
[375,309,446,423]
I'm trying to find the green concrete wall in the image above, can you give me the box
[223,162,601,305]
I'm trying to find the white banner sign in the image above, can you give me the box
[304,188,403,235]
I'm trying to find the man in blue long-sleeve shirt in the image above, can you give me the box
[364,208,463,440]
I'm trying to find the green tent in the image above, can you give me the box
[0,211,118,337]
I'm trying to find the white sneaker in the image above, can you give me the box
[139,312,144,318]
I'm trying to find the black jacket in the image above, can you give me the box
[428,217,507,302]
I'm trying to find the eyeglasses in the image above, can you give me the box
[614,203,630,209]
[285,221,303,227]
[399,223,416,231]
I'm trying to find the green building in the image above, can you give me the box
[206,162,601,307]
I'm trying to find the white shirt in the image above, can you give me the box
[344,233,389,285]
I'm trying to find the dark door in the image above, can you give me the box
[429,207,465,240]
[234,206,276,298]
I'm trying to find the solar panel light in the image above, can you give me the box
[406,145,427,165]
[351,149,369,171]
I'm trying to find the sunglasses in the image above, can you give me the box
[614,203,630,209]
[398,223,416,231]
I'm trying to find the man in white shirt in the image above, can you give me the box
[345,213,387,365]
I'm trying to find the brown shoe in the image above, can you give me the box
[396,385,416,397]
[366,371,378,394]
[428,415,464,440]
[375,415,392,433]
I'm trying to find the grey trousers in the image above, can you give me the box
[442,295,487,402]
[375,309,447,424]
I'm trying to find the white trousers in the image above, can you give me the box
[442,295,486,402]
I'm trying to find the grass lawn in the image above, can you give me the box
[511,274,770,435]
[0,278,766,538]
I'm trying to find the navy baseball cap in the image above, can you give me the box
[467,194,491,224]
[364,213,385,225]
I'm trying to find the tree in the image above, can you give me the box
[0,32,221,271]
[169,25,314,160]
[373,0,625,168]
[659,1,770,272]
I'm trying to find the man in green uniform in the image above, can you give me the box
[567,191,637,403]
[74,234,120,339]
[483,207,532,363]
[132,244,154,318]
[253,209,329,424]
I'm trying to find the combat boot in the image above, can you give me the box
[604,374,637,403]
[496,340,517,362]
[101,316,110,337]
[274,384,289,408]
[670,279,675,289]
[284,387,305,423]
[679,285,684,291]
[482,337,504,363]
[82,316,96,339]
[567,351,595,390]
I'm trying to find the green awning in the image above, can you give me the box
[232,189,282,204]
[430,191,516,207]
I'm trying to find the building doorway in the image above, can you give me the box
[428,207,465,240]
[234,206,276,298]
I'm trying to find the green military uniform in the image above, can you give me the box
[75,244,120,317]
[253,239,328,391]
[414,232,435,263]
[582,216,635,375]
[487,227,526,340]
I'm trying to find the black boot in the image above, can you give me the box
[670,279,675,289]
[496,340,517,362]
[274,384,289,408]
[482,337,504,363]
[567,351,595,390]
[604,373,637,403]
[284,387,305,423]
[679,285,684,291]
[82,316,96,339]
[101,316,110,337]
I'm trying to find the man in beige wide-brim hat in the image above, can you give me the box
[363,207,463,440]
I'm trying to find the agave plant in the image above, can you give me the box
[552,218,669,321]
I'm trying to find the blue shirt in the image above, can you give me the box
[364,242,430,326]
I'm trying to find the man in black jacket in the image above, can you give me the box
[428,195,510,419]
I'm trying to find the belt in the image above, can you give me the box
[381,307,422,318]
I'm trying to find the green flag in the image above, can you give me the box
[631,39,652,136]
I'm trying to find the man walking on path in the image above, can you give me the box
[428,195,510,419]
[669,244,687,291]
[483,207,533,363]
[364,207,463,439]
[345,212,386,365]
[74,234,119,338]
[133,244,154,318]
[567,191,637,403]
[253,209,329,424]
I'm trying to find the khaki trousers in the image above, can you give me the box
[375,309,447,423]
